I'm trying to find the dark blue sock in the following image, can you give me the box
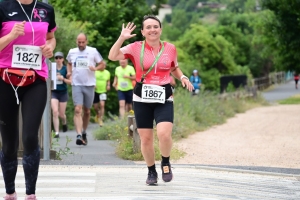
[0,151,17,194]
[23,147,40,195]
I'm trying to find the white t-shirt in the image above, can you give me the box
[67,46,103,86]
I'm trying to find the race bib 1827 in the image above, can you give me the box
[141,84,165,103]
[12,45,42,70]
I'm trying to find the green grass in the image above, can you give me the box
[278,95,300,104]
[93,89,266,161]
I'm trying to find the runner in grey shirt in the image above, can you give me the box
[67,33,104,145]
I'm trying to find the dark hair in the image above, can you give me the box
[141,15,161,30]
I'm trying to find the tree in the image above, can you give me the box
[175,24,240,90]
[49,0,166,115]
[262,0,300,71]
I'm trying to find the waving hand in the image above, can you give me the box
[120,22,136,40]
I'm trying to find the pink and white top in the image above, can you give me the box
[120,41,178,85]
[0,0,56,78]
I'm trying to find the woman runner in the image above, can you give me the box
[108,15,193,185]
[0,0,56,199]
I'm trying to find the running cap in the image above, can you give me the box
[193,69,198,73]
[54,52,64,57]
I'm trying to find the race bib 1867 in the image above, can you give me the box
[12,45,42,70]
[141,84,165,103]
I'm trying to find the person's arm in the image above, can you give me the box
[108,22,136,61]
[0,21,26,51]
[125,67,136,80]
[62,76,71,85]
[40,32,56,58]
[106,80,111,91]
[112,76,118,90]
[123,74,136,80]
[171,67,194,92]
[94,60,105,71]
[67,62,72,78]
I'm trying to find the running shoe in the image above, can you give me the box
[76,134,85,145]
[82,131,88,145]
[3,192,17,200]
[146,170,158,185]
[99,119,103,127]
[25,194,36,200]
[94,115,98,123]
[54,133,59,138]
[62,124,68,132]
[161,162,173,182]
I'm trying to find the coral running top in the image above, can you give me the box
[120,41,178,85]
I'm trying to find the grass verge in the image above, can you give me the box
[278,95,300,105]
[93,89,266,161]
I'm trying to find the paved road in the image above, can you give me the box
[1,165,299,200]
[40,123,134,165]
[262,80,299,102]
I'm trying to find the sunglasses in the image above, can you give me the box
[55,57,63,60]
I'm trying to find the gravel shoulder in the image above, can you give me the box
[173,104,300,169]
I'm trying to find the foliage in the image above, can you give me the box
[278,95,300,105]
[261,0,300,72]
[51,132,74,160]
[52,12,98,58]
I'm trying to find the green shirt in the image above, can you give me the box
[95,69,110,93]
[115,65,136,91]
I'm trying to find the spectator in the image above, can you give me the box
[190,69,201,95]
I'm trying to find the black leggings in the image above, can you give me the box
[0,77,47,195]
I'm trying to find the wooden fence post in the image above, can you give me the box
[128,115,141,153]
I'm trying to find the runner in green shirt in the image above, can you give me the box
[112,59,136,118]
[93,61,110,126]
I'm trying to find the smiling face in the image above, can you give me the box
[141,18,162,42]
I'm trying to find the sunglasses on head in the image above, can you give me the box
[55,57,63,60]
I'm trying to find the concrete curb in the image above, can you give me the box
[36,164,300,178]
[192,165,300,178]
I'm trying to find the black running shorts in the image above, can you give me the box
[133,101,174,129]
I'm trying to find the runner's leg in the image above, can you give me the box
[72,86,84,135]
[51,98,59,134]
[21,79,47,195]
[0,79,20,195]
[100,100,105,121]
[82,86,94,131]
[59,102,67,125]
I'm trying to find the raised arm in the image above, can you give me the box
[108,22,136,61]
